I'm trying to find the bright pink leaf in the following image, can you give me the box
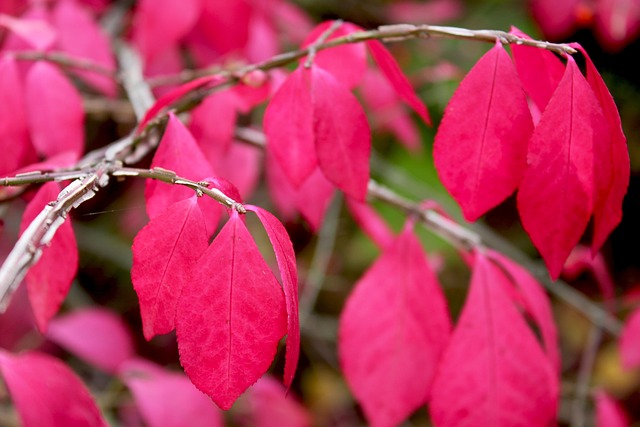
[387,0,464,24]
[517,57,605,279]
[302,21,367,89]
[487,250,561,372]
[510,26,565,112]
[191,0,251,56]
[595,391,630,427]
[52,0,116,97]
[339,224,451,427]
[176,211,287,410]
[243,375,312,427]
[367,39,431,125]
[594,0,640,51]
[0,55,31,176]
[19,182,78,332]
[572,44,629,254]
[25,61,84,159]
[345,197,395,249]
[620,307,640,369]
[311,66,371,201]
[245,205,300,387]
[47,307,135,373]
[145,113,221,233]
[264,67,316,187]
[131,0,201,63]
[120,359,224,427]
[0,13,57,50]
[190,90,242,160]
[131,196,208,340]
[430,252,558,427]
[530,0,581,39]
[0,350,107,427]
[434,43,533,221]
[563,245,616,311]
[139,75,223,130]
[210,142,261,200]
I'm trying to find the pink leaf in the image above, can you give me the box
[572,44,629,254]
[176,211,287,410]
[563,245,616,311]
[131,0,201,63]
[595,391,630,427]
[264,67,316,187]
[339,224,451,427]
[430,252,558,427]
[594,0,640,51]
[0,55,31,176]
[434,42,533,221]
[530,0,581,39]
[211,142,261,200]
[301,21,367,89]
[132,196,208,340]
[120,359,224,427]
[294,168,336,231]
[517,57,605,279]
[19,182,78,332]
[191,0,251,56]
[52,0,116,97]
[311,66,371,201]
[190,90,241,159]
[0,350,107,427]
[47,307,135,374]
[367,39,431,125]
[243,375,312,427]
[509,26,565,112]
[345,197,395,249]
[245,205,299,387]
[145,113,221,233]
[620,307,640,370]
[25,61,84,158]
[487,250,561,372]
[0,13,57,50]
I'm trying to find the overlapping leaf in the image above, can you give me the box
[0,56,30,176]
[434,42,533,221]
[620,307,640,369]
[19,182,78,332]
[0,350,107,427]
[430,252,558,427]
[517,56,607,279]
[176,211,287,410]
[595,391,630,427]
[132,196,208,340]
[339,224,451,427]
[25,61,84,159]
[243,376,312,427]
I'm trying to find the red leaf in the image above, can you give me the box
[52,0,116,97]
[25,61,84,159]
[301,21,367,89]
[192,0,251,56]
[509,26,565,112]
[594,0,640,51]
[339,224,451,427]
[139,75,223,131]
[0,55,31,176]
[264,67,316,187]
[245,205,299,387]
[19,182,78,332]
[430,252,558,427]
[487,250,561,372]
[145,113,221,233]
[434,42,533,221]
[120,359,224,427]
[367,39,431,125]
[517,57,605,279]
[345,197,395,249]
[531,0,581,39]
[572,44,629,254]
[176,211,287,410]
[0,13,57,50]
[0,350,107,427]
[132,196,208,340]
[311,65,371,201]
[47,307,135,374]
[620,307,640,369]
[190,90,241,159]
[131,0,201,63]
[563,245,615,311]
[243,375,312,427]
[211,141,262,200]
[595,391,630,427]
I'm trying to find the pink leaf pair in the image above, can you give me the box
[339,222,451,427]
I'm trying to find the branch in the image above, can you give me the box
[13,51,118,78]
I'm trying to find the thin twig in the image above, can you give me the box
[570,326,603,427]
[13,51,117,78]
